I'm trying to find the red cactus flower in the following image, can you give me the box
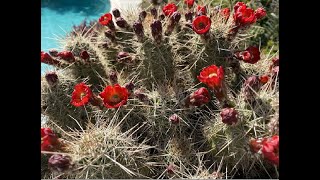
[192,15,211,34]
[259,75,269,84]
[249,135,279,166]
[233,2,256,26]
[99,13,113,26]
[99,84,129,108]
[197,65,224,89]
[220,8,230,20]
[57,51,75,62]
[163,3,178,16]
[196,5,207,16]
[261,135,279,166]
[41,137,54,151]
[233,2,246,12]
[186,87,210,107]
[234,46,261,64]
[41,127,58,151]
[41,127,55,137]
[184,0,194,8]
[255,7,267,20]
[220,107,238,125]
[71,83,93,107]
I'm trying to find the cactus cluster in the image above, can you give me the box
[41,0,279,178]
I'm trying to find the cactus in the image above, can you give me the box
[41,1,279,178]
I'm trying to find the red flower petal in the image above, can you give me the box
[71,83,93,107]
[233,3,256,26]
[235,46,260,64]
[255,7,267,20]
[260,135,279,166]
[57,51,75,62]
[196,5,207,16]
[41,127,54,138]
[99,13,113,26]
[192,15,211,34]
[259,75,269,84]
[197,65,224,89]
[99,84,129,108]
[187,87,210,107]
[184,0,195,8]
[163,3,177,16]
[41,128,58,151]
[220,8,230,20]
[233,2,247,12]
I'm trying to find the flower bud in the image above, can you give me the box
[45,72,59,87]
[220,107,238,125]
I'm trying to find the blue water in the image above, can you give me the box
[41,0,110,73]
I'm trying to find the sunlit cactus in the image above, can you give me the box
[41,1,279,178]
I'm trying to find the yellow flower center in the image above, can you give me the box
[80,92,86,99]
[208,73,217,78]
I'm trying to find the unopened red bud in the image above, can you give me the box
[133,21,145,41]
[116,17,129,28]
[134,89,149,102]
[124,81,135,92]
[185,11,193,22]
[80,50,90,60]
[186,87,210,107]
[109,71,118,84]
[45,72,59,87]
[104,30,116,42]
[48,154,72,172]
[151,20,163,43]
[151,7,158,18]
[169,114,180,124]
[49,49,59,57]
[220,107,238,125]
[167,164,175,174]
[159,14,165,20]
[112,8,121,18]
[57,51,75,63]
[172,11,181,23]
[139,10,147,21]
[117,52,132,63]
